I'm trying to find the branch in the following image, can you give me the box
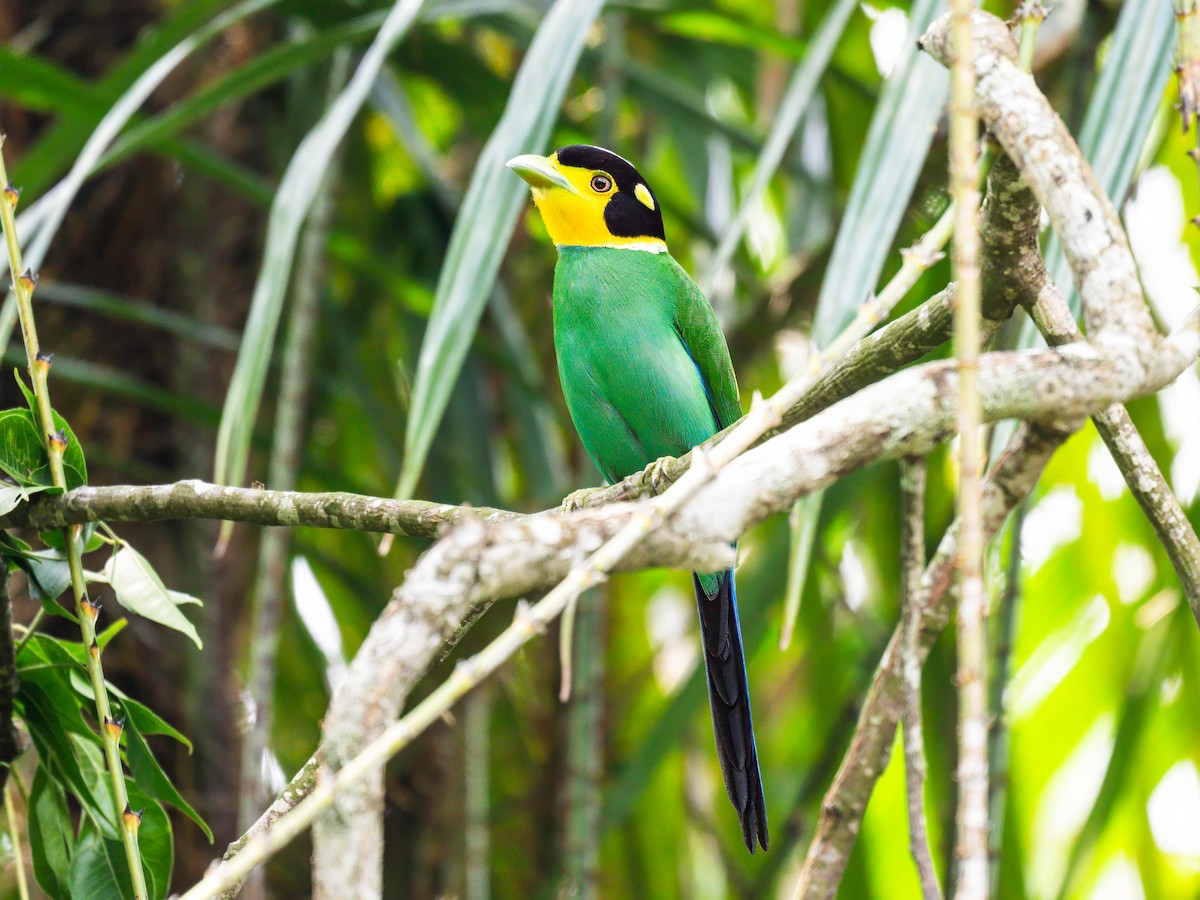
[192,326,1200,895]
[0,480,518,538]
[1027,286,1200,628]
[0,573,19,792]
[898,459,940,899]
[920,11,1160,349]
[793,420,1069,899]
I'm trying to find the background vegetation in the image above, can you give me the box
[0,0,1197,896]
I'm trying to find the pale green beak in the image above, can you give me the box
[506,154,580,195]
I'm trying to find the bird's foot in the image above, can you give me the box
[646,455,677,495]
[559,487,594,513]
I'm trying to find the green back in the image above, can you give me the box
[552,246,741,484]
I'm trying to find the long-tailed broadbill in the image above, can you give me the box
[508,145,768,852]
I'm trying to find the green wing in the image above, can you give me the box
[670,260,743,431]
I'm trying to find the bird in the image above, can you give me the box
[507,145,768,852]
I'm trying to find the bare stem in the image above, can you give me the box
[988,507,1023,895]
[899,459,940,899]
[949,4,986,893]
[5,780,28,900]
[0,136,147,899]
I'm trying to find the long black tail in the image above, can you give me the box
[693,569,768,852]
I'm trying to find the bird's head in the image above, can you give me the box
[507,145,666,252]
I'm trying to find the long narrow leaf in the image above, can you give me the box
[0,0,279,352]
[781,0,946,648]
[394,0,608,501]
[811,0,947,345]
[698,0,858,297]
[213,0,429,496]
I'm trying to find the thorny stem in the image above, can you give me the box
[0,137,148,898]
[178,250,926,899]
[948,2,988,897]
[899,459,940,899]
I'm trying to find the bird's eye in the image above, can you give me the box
[590,174,612,193]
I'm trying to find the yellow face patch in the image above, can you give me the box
[529,154,666,250]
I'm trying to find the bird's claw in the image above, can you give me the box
[559,487,593,513]
[646,455,677,494]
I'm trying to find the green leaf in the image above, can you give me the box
[213,0,430,494]
[121,697,192,754]
[395,0,608,500]
[66,822,132,900]
[20,683,115,839]
[39,521,102,553]
[699,0,858,296]
[0,405,87,489]
[119,699,211,841]
[11,547,74,615]
[811,0,948,346]
[72,744,174,898]
[0,0,279,352]
[96,544,203,648]
[28,767,73,900]
[0,482,49,516]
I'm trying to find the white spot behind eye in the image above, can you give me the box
[634,182,656,210]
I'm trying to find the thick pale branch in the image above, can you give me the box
[921,11,1159,348]
[1027,282,1200,628]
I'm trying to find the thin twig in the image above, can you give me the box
[0,137,148,899]
[988,506,1023,895]
[947,0,989,895]
[464,685,491,900]
[793,422,1069,899]
[1026,284,1200,629]
[561,588,605,899]
[899,458,940,899]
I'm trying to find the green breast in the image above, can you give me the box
[552,246,720,483]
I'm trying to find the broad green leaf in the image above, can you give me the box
[0,402,87,489]
[20,683,115,839]
[0,0,279,351]
[73,740,174,898]
[120,699,211,841]
[65,825,129,900]
[214,0,430,494]
[28,767,73,900]
[396,0,608,500]
[96,544,203,648]
[656,11,809,61]
[121,696,193,753]
[699,0,858,297]
[11,547,74,613]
